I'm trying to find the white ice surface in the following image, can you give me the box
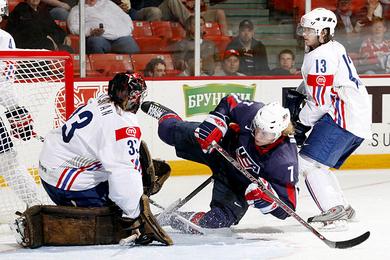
[1,169,389,260]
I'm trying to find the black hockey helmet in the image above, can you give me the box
[108,72,147,113]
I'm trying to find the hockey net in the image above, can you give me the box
[0,50,74,231]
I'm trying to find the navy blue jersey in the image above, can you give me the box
[215,95,299,213]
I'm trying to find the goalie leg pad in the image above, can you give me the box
[13,205,134,248]
[136,194,173,245]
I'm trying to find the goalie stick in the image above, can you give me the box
[210,141,370,249]
[154,176,213,223]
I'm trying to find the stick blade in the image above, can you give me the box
[326,231,370,249]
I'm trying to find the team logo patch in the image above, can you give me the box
[115,126,141,141]
[236,146,261,175]
[316,75,326,86]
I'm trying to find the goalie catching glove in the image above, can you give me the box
[5,105,35,141]
[140,140,171,196]
[245,179,279,214]
[194,111,228,153]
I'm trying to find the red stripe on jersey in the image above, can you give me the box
[115,126,141,141]
[285,183,297,208]
[56,168,69,188]
[66,161,101,190]
[307,74,334,106]
[226,95,238,110]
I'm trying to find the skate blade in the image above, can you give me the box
[311,220,349,232]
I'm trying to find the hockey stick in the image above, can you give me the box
[154,176,213,223]
[150,199,208,235]
[210,141,370,249]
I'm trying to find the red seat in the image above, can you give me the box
[89,54,133,77]
[132,21,153,37]
[69,34,80,53]
[70,54,97,78]
[204,22,222,36]
[134,36,169,53]
[131,53,176,74]
[7,0,20,13]
[170,22,186,42]
[204,35,232,59]
[150,21,173,40]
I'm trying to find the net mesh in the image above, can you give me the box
[0,52,72,231]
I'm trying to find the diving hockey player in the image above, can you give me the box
[142,95,299,231]
[13,73,172,248]
[287,7,371,228]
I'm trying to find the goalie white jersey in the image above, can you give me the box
[39,94,143,216]
[300,40,371,138]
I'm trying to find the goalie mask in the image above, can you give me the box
[108,72,147,113]
[251,102,290,146]
[0,0,8,17]
[297,8,337,37]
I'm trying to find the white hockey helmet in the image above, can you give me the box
[0,0,8,17]
[251,102,291,141]
[298,8,337,36]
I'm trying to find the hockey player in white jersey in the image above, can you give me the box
[34,72,172,247]
[286,8,371,228]
[0,0,43,210]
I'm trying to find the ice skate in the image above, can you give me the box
[157,211,205,234]
[307,205,349,230]
[141,101,180,122]
[345,205,357,222]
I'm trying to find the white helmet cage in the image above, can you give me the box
[0,0,8,17]
[251,102,291,141]
[299,8,337,36]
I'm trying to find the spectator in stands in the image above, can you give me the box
[129,0,188,26]
[226,19,269,75]
[214,49,245,76]
[270,49,300,75]
[168,15,219,76]
[129,0,228,35]
[358,17,390,73]
[128,1,160,21]
[335,0,361,34]
[183,0,228,35]
[41,0,78,20]
[354,0,384,33]
[112,0,132,15]
[67,0,139,54]
[177,51,208,76]
[144,57,167,77]
[6,0,73,52]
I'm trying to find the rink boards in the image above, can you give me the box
[70,76,390,175]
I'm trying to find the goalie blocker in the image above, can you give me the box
[12,194,173,248]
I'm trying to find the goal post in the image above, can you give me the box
[0,50,74,227]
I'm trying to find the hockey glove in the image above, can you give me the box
[285,89,306,122]
[5,106,35,141]
[294,121,311,147]
[194,111,228,153]
[245,180,278,214]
